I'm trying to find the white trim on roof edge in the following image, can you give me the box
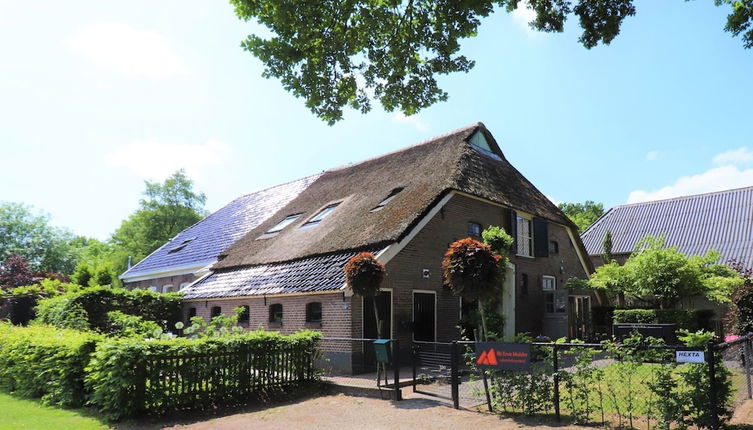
[119,259,216,282]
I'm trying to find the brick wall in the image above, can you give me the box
[357,193,589,345]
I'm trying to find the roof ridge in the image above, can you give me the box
[325,122,481,173]
[617,185,753,208]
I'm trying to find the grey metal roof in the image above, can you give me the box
[182,248,382,299]
[581,186,753,266]
[121,174,322,279]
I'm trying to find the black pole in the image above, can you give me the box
[412,342,417,393]
[745,337,753,400]
[553,344,561,422]
[707,342,720,430]
[451,340,460,409]
[393,339,402,401]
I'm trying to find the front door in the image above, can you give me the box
[568,295,591,340]
[413,292,436,342]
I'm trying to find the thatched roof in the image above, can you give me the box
[214,123,574,270]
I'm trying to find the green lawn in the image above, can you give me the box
[0,392,109,430]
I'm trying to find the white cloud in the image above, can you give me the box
[645,151,659,161]
[66,22,188,78]
[511,1,537,33]
[713,147,753,166]
[391,112,429,132]
[627,165,753,203]
[105,139,230,180]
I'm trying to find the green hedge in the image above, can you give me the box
[0,323,101,407]
[86,329,321,419]
[35,286,182,333]
[612,309,711,331]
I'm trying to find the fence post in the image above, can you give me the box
[552,343,560,422]
[393,339,402,401]
[707,342,720,430]
[451,340,460,409]
[412,342,417,393]
[745,336,753,400]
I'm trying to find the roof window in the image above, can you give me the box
[302,203,340,228]
[266,214,302,234]
[371,187,404,212]
[469,131,492,152]
[167,237,196,253]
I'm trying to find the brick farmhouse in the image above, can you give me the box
[121,123,594,367]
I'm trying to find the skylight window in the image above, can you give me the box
[266,214,302,234]
[167,237,195,253]
[371,187,404,212]
[302,203,340,227]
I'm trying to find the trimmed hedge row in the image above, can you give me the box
[0,323,101,407]
[86,330,322,419]
[612,308,714,331]
[35,286,182,332]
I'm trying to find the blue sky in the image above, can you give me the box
[1,1,752,240]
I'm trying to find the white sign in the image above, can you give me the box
[676,350,705,363]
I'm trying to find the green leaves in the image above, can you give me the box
[557,200,605,233]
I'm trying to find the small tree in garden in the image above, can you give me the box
[344,252,386,338]
[442,231,509,340]
[0,254,34,290]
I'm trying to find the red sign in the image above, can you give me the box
[475,342,531,371]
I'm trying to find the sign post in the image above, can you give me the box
[675,350,705,363]
[475,342,532,371]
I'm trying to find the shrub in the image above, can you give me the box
[613,308,704,331]
[86,329,321,420]
[344,252,385,297]
[106,311,161,338]
[0,323,101,407]
[0,279,83,325]
[35,286,182,333]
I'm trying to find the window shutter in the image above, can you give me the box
[533,217,549,257]
[509,210,518,252]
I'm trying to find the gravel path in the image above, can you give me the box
[163,393,587,430]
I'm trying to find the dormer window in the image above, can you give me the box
[266,214,302,234]
[301,202,340,228]
[168,237,196,253]
[371,187,404,212]
[469,131,492,152]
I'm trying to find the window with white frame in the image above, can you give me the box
[179,282,190,291]
[542,275,556,291]
[162,284,174,293]
[516,215,533,257]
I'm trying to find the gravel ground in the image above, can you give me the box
[160,393,588,430]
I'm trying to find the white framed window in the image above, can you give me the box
[516,215,533,257]
[148,286,158,292]
[542,275,556,291]
[162,284,174,293]
[301,202,340,228]
[266,213,302,234]
[371,188,404,212]
[179,282,190,291]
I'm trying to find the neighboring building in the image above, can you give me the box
[124,123,594,370]
[581,186,753,269]
[119,174,322,290]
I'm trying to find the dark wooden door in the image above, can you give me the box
[364,291,392,339]
[413,292,436,342]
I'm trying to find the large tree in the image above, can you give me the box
[111,170,207,268]
[558,200,605,232]
[0,202,79,273]
[230,0,753,124]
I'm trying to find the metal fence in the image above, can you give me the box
[411,334,753,429]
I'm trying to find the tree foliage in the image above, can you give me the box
[0,255,34,290]
[111,170,207,268]
[725,259,753,335]
[586,235,741,308]
[442,238,501,302]
[558,200,605,232]
[0,202,79,273]
[230,1,753,124]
